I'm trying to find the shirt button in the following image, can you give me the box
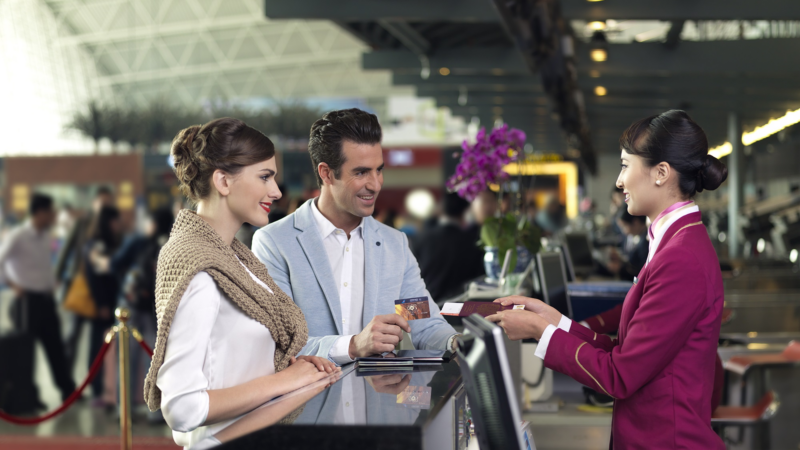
[344,282,348,287]
[346,402,350,407]
[346,247,350,252]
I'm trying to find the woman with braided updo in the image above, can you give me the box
[487,110,728,449]
[143,118,338,449]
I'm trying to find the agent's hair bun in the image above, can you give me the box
[697,154,728,192]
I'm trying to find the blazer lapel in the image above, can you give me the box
[362,217,383,328]
[294,201,343,334]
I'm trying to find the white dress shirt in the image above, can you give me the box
[310,200,365,364]
[534,203,700,360]
[310,200,368,424]
[0,222,56,293]
[156,260,275,449]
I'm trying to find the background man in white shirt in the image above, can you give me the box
[0,193,76,406]
[253,108,458,365]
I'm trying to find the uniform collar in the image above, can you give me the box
[646,204,701,266]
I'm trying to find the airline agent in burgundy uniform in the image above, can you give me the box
[488,110,728,450]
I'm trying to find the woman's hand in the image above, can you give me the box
[294,355,339,374]
[495,296,562,327]
[278,358,330,391]
[486,309,550,341]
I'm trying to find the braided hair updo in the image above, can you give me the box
[171,118,275,202]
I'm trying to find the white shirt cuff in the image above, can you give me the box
[558,315,573,333]
[329,335,356,365]
[579,320,590,329]
[533,316,573,361]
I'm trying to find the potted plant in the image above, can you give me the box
[447,125,541,280]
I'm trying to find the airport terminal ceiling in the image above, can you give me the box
[11,0,800,162]
[41,0,412,108]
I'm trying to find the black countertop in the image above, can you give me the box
[196,357,464,450]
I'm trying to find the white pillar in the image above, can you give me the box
[727,112,743,258]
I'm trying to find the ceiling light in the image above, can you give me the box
[790,249,798,263]
[594,86,607,96]
[493,97,504,104]
[589,21,606,31]
[587,0,603,2]
[590,49,607,62]
[757,238,766,254]
[708,142,732,159]
[405,189,435,219]
[590,31,608,62]
[439,67,451,76]
[589,69,601,78]
[741,107,800,146]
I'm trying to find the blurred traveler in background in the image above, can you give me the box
[599,205,649,281]
[0,193,76,410]
[413,192,485,301]
[536,196,567,236]
[469,190,498,226]
[84,205,123,406]
[58,187,114,370]
[122,207,174,417]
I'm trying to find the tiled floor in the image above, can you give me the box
[525,372,612,450]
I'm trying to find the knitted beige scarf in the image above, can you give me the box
[144,209,308,412]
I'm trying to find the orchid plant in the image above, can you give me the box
[447,125,540,271]
[446,124,526,201]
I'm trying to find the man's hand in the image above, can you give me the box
[494,296,562,327]
[349,314,411,359]
[486,309,549,340]
[365,374,412,395]
[295,355,339,374]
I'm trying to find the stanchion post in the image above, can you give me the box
[116,307,132,450]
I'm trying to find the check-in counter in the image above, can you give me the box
[720,292,800,333]
[193,358,469,450]
[718,343,800,450]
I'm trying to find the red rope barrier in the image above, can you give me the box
[133,331,153,358]
[0,334,116,425]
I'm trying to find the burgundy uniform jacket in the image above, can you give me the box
[545,212,725,449]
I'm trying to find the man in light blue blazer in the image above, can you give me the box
[252,108,457,364]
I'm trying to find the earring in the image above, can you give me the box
[656,180,661,185]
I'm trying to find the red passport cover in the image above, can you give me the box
[458,302,514,317]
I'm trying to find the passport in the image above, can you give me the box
[440,301,524,317]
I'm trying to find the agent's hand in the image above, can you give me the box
[486,309,549,340]
[349,314,411,359]
[495,296,562,327]
[280,358,330,391]
[365,374,412,395]
[294,355,339,374]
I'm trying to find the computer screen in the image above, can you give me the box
[564,233,594,274]
[537,252,573,319]
[559,244,576,282]
[457,314,529,450]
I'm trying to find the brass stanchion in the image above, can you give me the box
[116,307,132,450]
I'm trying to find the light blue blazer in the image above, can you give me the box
[252,199,456,361]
